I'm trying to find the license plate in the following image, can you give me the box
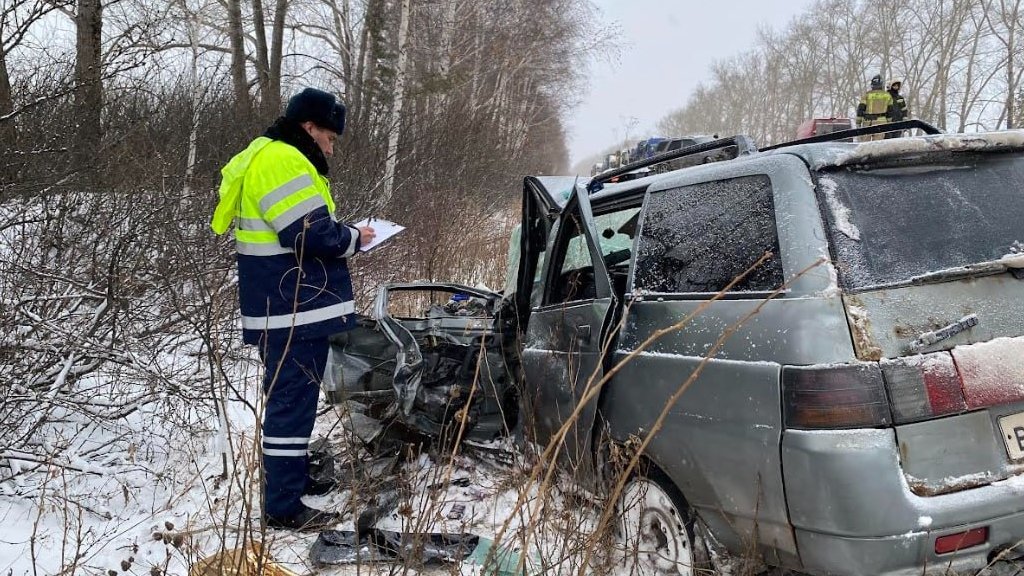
[998,411,1024,461]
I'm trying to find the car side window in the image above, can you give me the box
[594,207,640,262]
[546,206,642,305]
[547,213,596,304]
[634,174,784,294]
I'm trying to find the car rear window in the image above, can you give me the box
[817,152,1024,290]
[634,175,784,294]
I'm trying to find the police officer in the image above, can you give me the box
[856,75,895,141]
[212,88,375,531]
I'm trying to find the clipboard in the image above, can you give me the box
[353,218,405,252]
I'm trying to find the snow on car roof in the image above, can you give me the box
[808,130,1024,169]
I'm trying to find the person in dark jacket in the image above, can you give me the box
[212,88,375,531]
[885,80,910,138]
[857,74,895,141]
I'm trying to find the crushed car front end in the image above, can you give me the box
[325,282,517,447]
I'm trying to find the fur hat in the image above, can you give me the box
[285,88,346,135]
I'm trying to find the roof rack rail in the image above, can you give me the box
[761,119,942,151]
[587,134,758,193]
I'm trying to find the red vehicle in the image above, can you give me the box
[796,117,854,139]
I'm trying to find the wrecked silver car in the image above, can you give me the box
[325,282,517,446]
[329,124,1024,575]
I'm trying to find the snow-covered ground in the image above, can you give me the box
[0,351,622,576]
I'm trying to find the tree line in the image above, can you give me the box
[658,0,1024,144]
[0,0,601,501]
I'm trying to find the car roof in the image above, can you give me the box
[550,129,1024,206]
[771,130,1024,169]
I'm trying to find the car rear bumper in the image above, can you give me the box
[794,511,1024,576]
[782,428,1024,575]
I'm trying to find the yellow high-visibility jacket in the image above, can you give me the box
[213,137,361,344]
[857,89,895,124]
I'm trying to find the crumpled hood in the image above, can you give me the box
[210,136,273,234]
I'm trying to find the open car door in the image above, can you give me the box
[520,181,617,477]
[507,176,571,329]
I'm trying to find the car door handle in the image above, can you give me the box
[576,324,591,344]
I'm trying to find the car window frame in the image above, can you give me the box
[630,173,785,297]
[626,155,832,300]
[539,186,613,308]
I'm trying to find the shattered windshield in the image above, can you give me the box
[817,152,1024,290]
[563,207,640,268]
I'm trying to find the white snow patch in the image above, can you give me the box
[830,130,1024,167]
[917,515,933,528]
[792,428,895,450]
[818,176,861,241]
[819,260,842,298]
[884,352,954,376]
[953,336,1024,401]
[992,473,1024,493]
[620,350,781,368]
[905,471,997,494]
[998,252,1024,268]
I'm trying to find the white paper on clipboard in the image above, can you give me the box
[353,218,405,252]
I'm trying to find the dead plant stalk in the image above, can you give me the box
[484,251,780,572]
[576,258,826,575]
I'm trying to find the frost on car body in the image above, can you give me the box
[329,129,1024,575]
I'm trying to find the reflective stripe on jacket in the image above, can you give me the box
[858,89,894,121]
[214,138,361,344]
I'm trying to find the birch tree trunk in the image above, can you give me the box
[381,0,411,207]
[1003,0,1019,128]
[182,8,202,199]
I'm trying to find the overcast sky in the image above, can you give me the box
[568,0,818,166]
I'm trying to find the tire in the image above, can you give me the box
[618,465,711,576]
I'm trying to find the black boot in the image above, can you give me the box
[264,505,341,532]
[303,477,338,496]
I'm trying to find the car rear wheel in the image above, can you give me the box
[619,470,708,576]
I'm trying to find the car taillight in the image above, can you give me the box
[783,364,892,429]
[935,526,988,554]
[952,337,1024,409]
[880,353,967,424]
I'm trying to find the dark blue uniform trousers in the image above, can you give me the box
[259,337,329,518]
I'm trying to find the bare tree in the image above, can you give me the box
[251,0,290,115]
[0,0,69,145]
[226,0,250,115]
[71,0,103,182]
[656,0,1020,146]
[380,0,411,207]
[983,0,1024,128]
